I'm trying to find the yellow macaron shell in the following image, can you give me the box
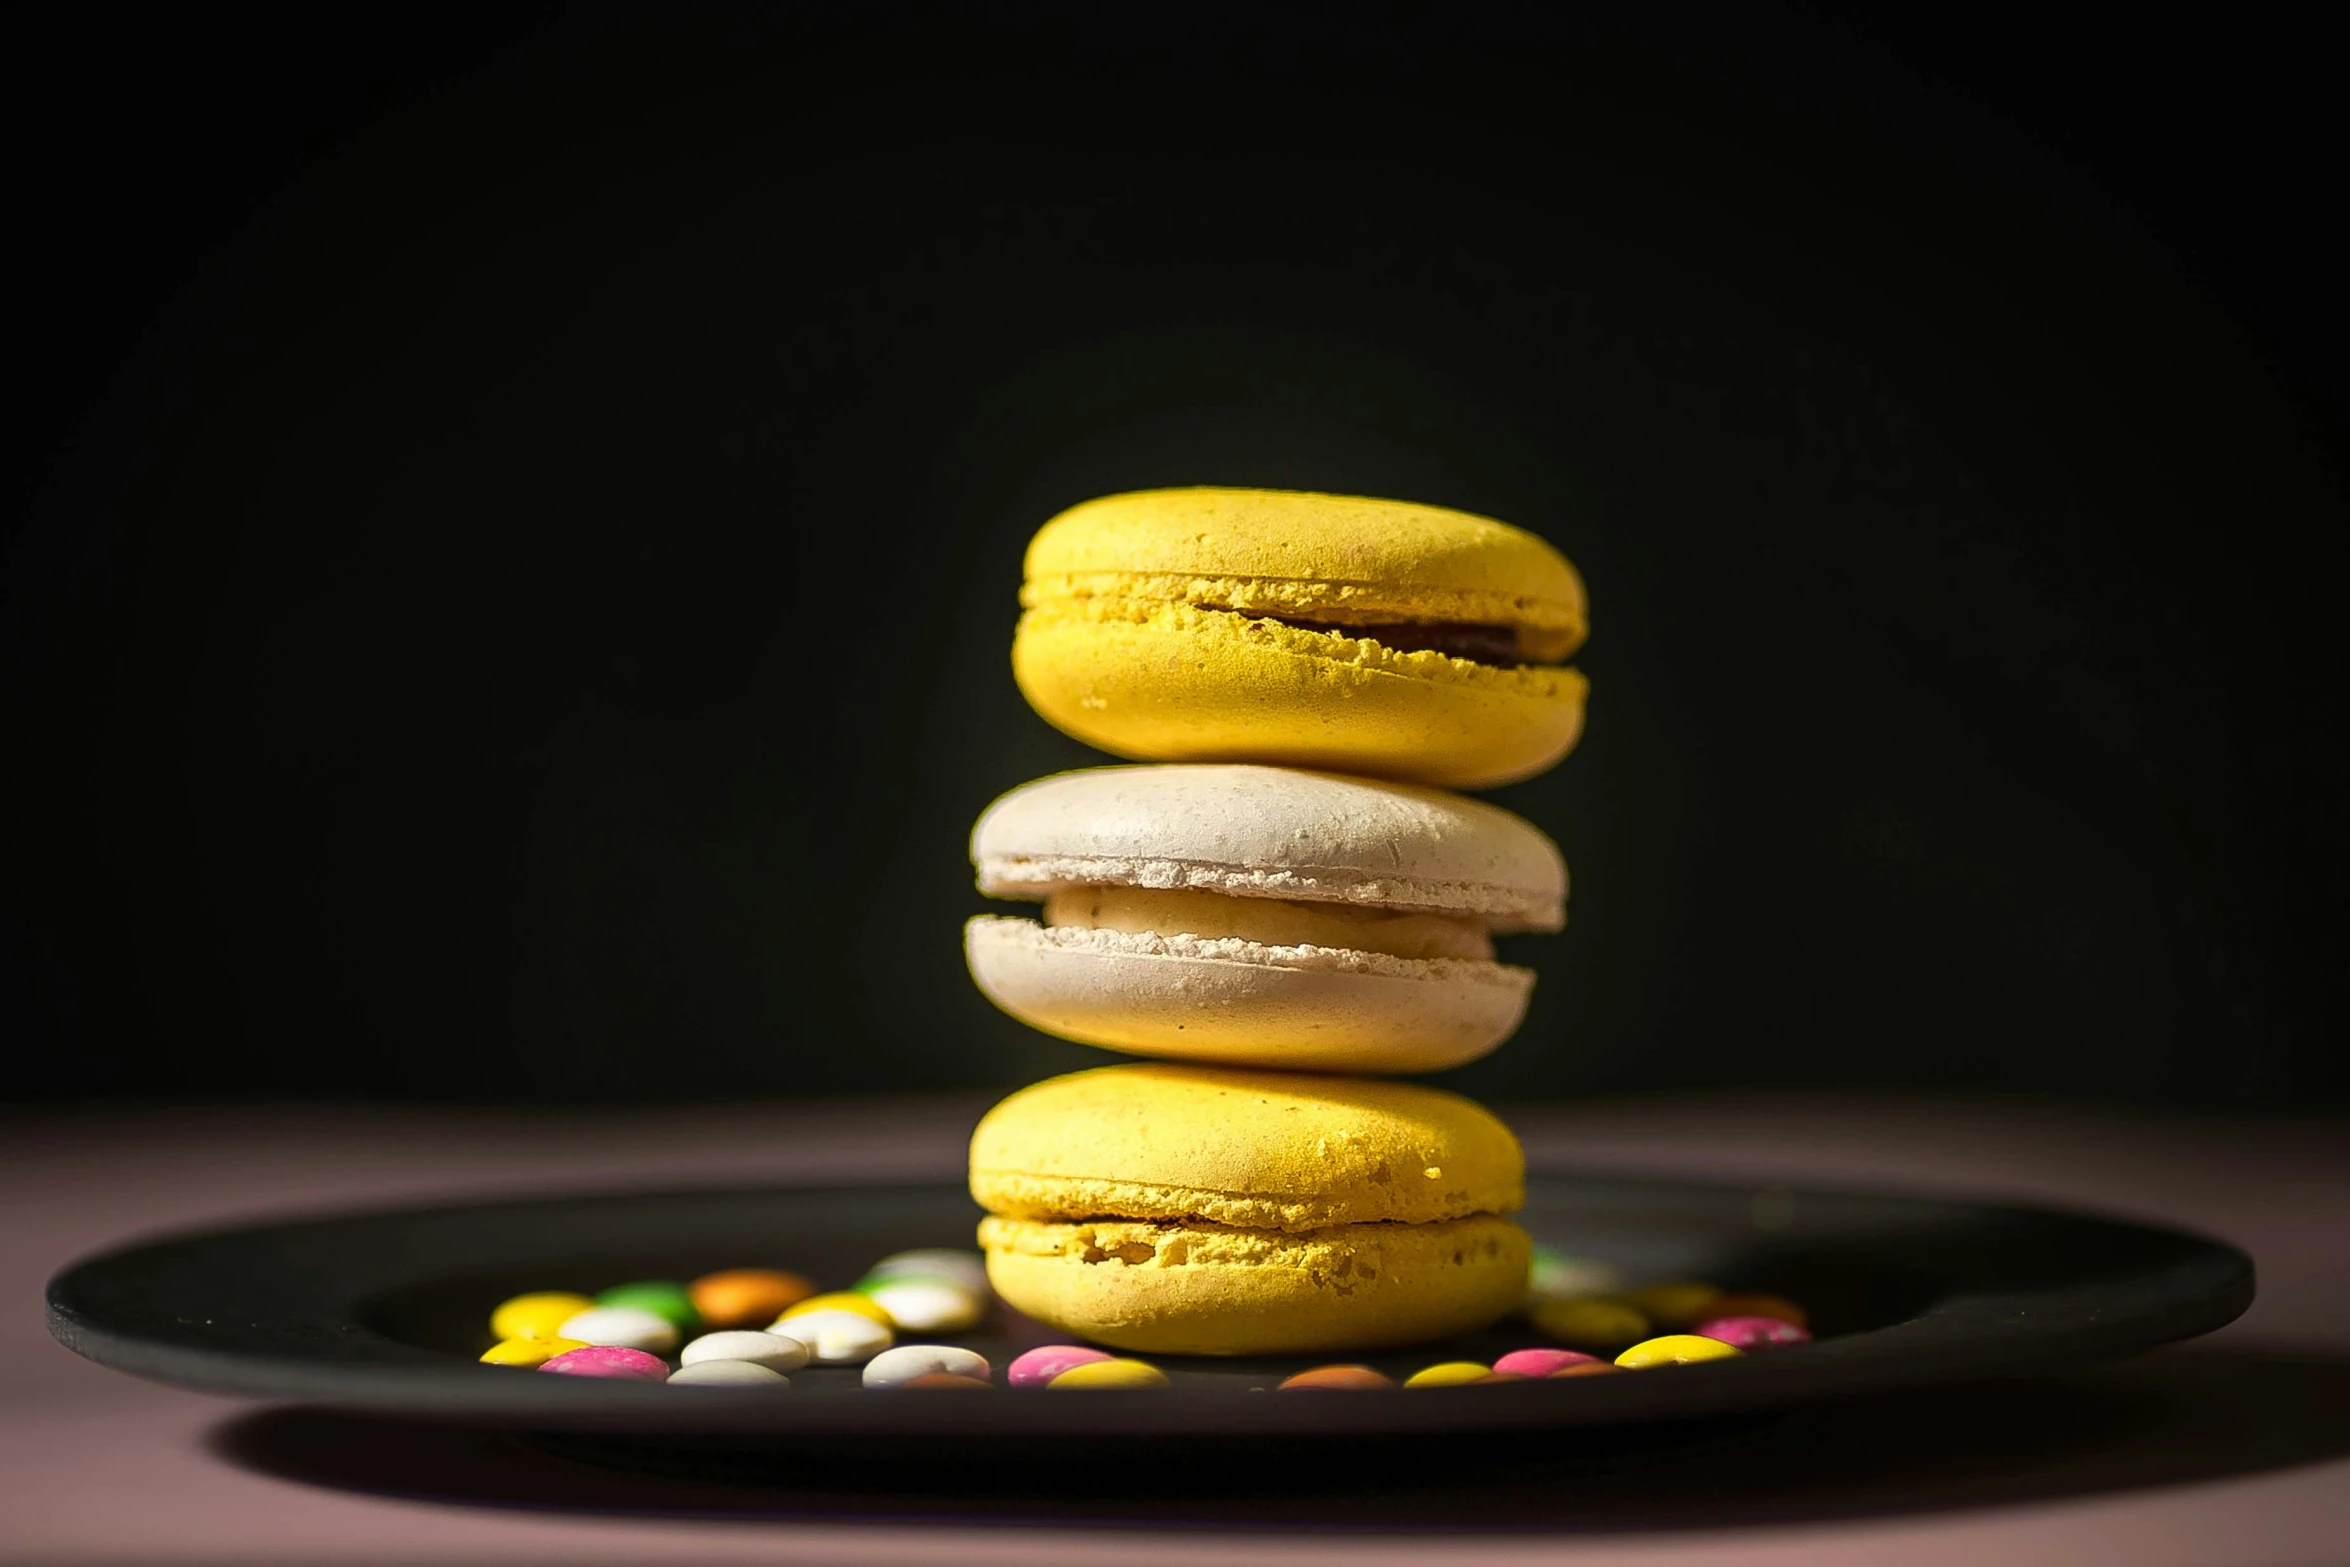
[967,1062,1524,1230]
[1013,489,1589,790]
[979,1213,1532,1356]
[1015,597,1588,792]
[1023,488,1588,657]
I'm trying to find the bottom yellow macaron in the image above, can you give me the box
[979,1212,1530,1357]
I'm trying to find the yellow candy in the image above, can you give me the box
[1403,1361,1494,1388]
[776,1291,892,1326]
[1047,1357,1171,1389]
[1617,1282,1723,1330]
[490,1291,595,1342]
[1615,1334,1744,1369]
[480,1335,589,1367]
[1528,1297,1650,1352]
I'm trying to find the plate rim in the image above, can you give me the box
[45,1171,2255,1437]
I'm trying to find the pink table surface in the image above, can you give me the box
[6,1091,2347,1565]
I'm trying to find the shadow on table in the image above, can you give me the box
[209,1345,2350,1535]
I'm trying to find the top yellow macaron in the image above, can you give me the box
[1012,488,1590,790]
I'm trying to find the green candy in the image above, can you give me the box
[594,1279,701,1335]
[851,1270,959,1297]
[1528,1246,1626,1303]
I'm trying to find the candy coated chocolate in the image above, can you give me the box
[1527,1298,1649,1352]
[901,1372,994,1389]
[538,1345,669,1380]
[1615,1334,1743,1368]
[1049,1358,1171,1389]
[679,1329,808,1372]
[1277,1364,1395,1390]
[666,1359,787,1387]
[1547,1362,1622,1378]
[1616,1282,1723,1330]
[861,1277,986,1333]
[1007,1345,1114,1388]
[490,1291,594,1342]
[1403,1361,1492,1388]
[1694,1315,1812,1351]
[479,1335,588,1367]
[769,1309,892,1364]
[1707,1292,1808,1329]
[689,1269,814,1329]
[862,1344,992,1389]
[863,1248,991,1294]
[556,1305,681,1355]
[1470,1371,1530,1383]
[594,1280,701,1335]
[777,1291,893,1326]
[1528,1246,1627,1303]
[1492,1347,1605,1377]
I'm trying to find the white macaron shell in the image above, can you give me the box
[966,916,1534,1074]
[970,765,1565,932]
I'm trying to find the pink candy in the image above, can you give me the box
[538,1345,669,1380]
[1007,1345,1114,1388]
[1694,1315,1812,1351]
[1492,1347,1609,1377]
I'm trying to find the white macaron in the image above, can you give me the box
[964,765,1565,1073]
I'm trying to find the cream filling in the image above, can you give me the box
[1043,885,1495,963]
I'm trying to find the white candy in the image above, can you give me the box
[680,1330,809,1373]
[769,1309,891,1365]
[863,1248,989,1294]
[556,1305,681,1354]
[863,1278,985,1334]
[668,1359,787,1387]
[862,1344,991,1389]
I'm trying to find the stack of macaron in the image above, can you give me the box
[964,487,1587,1357]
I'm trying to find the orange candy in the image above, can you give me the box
[1547,1362,1623,1378]
[1278,1364,1396,1390]
[1707,1293,1808,1330]
[901,1372,993,1390]
[688,1268,815,1330]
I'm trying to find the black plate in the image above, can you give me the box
[47,1174,2251,1438]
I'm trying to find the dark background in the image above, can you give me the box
[5,1,2341,1107]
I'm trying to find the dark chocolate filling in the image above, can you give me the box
[1262,616,1534,667]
